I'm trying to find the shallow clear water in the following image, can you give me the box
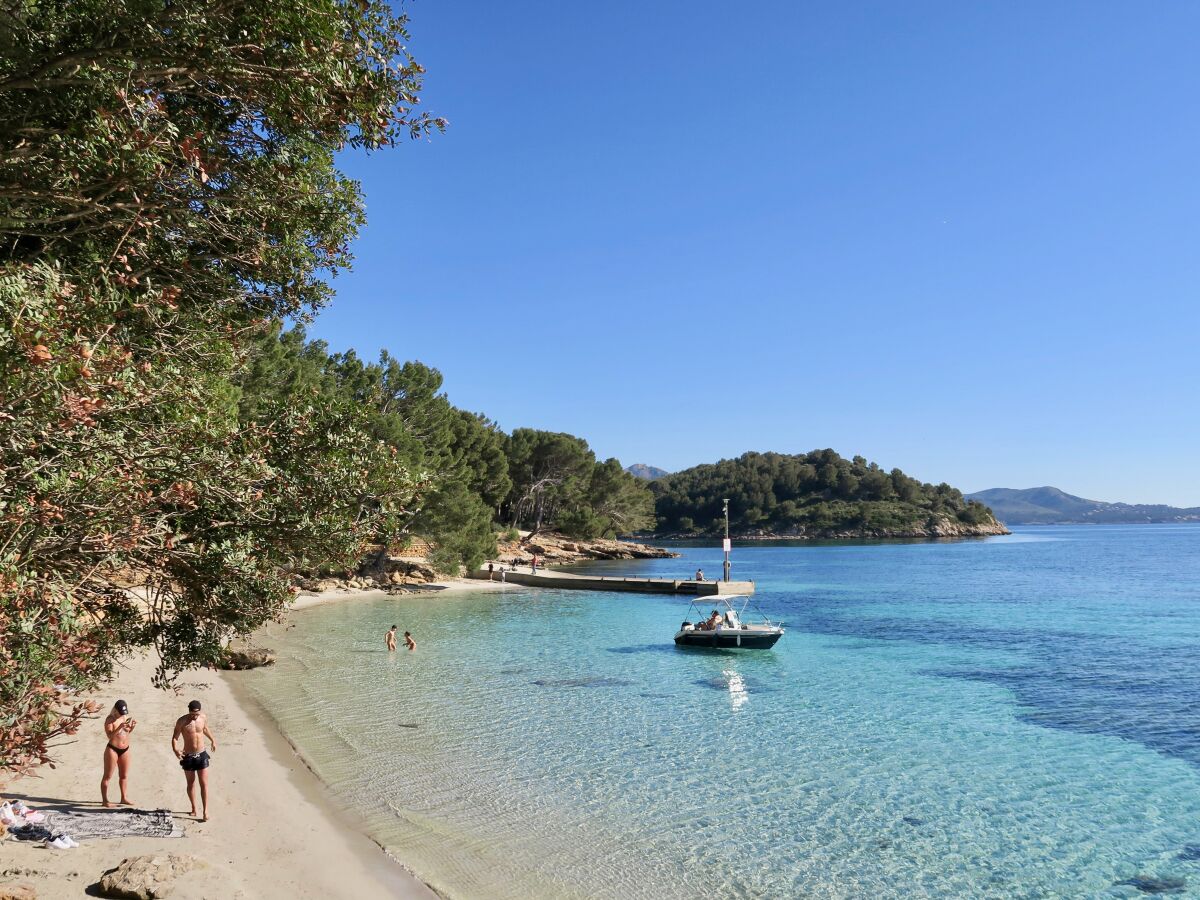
[242,525,1200,898]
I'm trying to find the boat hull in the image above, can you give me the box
[674,629,783,650]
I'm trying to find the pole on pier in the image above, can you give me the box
[722,498,731,583]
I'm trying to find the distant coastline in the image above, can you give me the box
[648,520,1009,542]
[968,486,1200,525]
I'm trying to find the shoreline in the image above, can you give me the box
[1,577,506,899]
[289,575,505,612]
[647,524,1011,541]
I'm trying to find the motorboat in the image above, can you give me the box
[674,595,784,650]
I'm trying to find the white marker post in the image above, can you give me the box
[722,498,731,582]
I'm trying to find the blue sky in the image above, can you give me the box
[311,1,1200,506]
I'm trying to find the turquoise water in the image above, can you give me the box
[241,526,1200,898]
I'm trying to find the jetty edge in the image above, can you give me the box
[470,566,754,596]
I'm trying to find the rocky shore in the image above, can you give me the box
[655,520,1010,541]
[292,550,440,594]
[497,531,679,564]
[288,532,679,597]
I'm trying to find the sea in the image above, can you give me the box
[240,525,1200,899]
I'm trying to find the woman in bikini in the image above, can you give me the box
[101,700,137,807]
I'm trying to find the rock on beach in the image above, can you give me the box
[97,853,205,899]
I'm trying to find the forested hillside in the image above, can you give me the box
[651,450,1004,538]
[239,326,657,570]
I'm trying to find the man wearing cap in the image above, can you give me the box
[171,700,217,821]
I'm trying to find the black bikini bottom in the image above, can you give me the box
[107,743,129,757]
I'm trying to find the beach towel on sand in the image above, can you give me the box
[10,808,183,842]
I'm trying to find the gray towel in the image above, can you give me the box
[10,807,183,842]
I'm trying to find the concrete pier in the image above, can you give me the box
[469,566,754,596]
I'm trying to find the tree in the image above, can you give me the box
[447,411,512,513]
[585,459,657,537]
[1,0,440,773]
[239,328,511,570]
[504,430,595,535]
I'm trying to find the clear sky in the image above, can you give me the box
[310,1,1200,506]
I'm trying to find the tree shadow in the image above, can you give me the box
[3,789,100,815]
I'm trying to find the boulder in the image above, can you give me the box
[0,884,37,900]
[394,561,437,583]
[219,648,276,670]
[97,854,205,899]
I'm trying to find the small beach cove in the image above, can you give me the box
[237,526,1200,899]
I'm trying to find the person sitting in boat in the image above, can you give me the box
[703,610,722,630]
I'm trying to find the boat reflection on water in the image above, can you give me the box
[723,669,749,711]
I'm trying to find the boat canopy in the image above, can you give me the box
[681,593,780,627]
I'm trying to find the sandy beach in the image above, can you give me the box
[1,578,503,899]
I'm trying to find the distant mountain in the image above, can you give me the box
[967,487,1200,525]
[626,463,670,481]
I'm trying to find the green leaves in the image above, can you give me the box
[0,0,438,772]
[236,326,506,573]
[500,431,656,539]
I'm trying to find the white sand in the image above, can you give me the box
[291,575,504,611]
[0,577,506,898]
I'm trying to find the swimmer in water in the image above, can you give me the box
[404,631,416,651]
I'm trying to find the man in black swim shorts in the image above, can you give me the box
[171,700,217,821]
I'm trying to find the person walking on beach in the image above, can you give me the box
[531,554,538,574]
[386,625,398,651]
[101,700,136,807]
[404,631,417,651]
[172,700,217,822]
[488,562,495,580]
